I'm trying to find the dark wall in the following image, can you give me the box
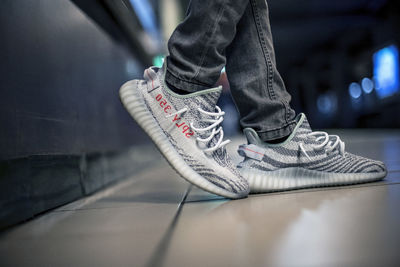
[0,0,159,229]
[0,0,149,161]
[268,0,400,128]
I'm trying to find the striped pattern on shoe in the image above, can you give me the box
[237,113,387,193]
[119,64,249,199]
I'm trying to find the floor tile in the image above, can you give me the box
[1,130,399,267]
[0,163,189,267]
[164,184,400,267]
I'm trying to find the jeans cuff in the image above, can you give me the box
[165,69,211,92]
[257,121,296,142]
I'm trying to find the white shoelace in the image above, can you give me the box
[299,131,345,160]
[166,106,230,153]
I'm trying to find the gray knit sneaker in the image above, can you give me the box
[119,64,249,199]
[238,113,387,193]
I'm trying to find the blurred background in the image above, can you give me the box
[0,0,399,228]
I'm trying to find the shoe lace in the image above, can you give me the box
[166,106,230,153]
[299,131,345,161]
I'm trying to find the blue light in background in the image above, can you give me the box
[373,45,399,98]
[349,82,362,99]
[361,77,374,94]
[130,0,160,40]
[317,92,337,115]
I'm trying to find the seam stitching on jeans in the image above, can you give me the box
[166,69,212,87]
[281,100,290,123]
[192,3,226,81]
[250,0,276,100]
[257,121,296,134]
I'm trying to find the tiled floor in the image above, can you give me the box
[1,130,399,267]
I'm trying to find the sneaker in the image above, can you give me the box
[237,113,387,193]
[119,64,249,199]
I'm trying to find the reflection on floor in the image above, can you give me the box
[1,130,399,267]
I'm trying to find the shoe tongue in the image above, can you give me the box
[158,62,222,112]
[243,113,312,145]
[191,87,222,112]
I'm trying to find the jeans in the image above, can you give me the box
[165,0,296,141]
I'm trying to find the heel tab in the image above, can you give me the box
[143,67,161,92]
[143,67,158,80]
[243,128,262,145]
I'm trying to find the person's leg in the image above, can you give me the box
[228,1,387,193]
[225,0,296,142]
[120,0,251,199]
[166,0,249,93]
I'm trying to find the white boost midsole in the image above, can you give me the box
[240,167,386,193]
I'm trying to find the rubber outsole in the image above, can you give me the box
[119,80,248,199]
[241,167,386,193]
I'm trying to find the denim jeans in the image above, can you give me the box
[165,0,296,141]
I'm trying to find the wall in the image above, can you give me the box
[0,0,156,229]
